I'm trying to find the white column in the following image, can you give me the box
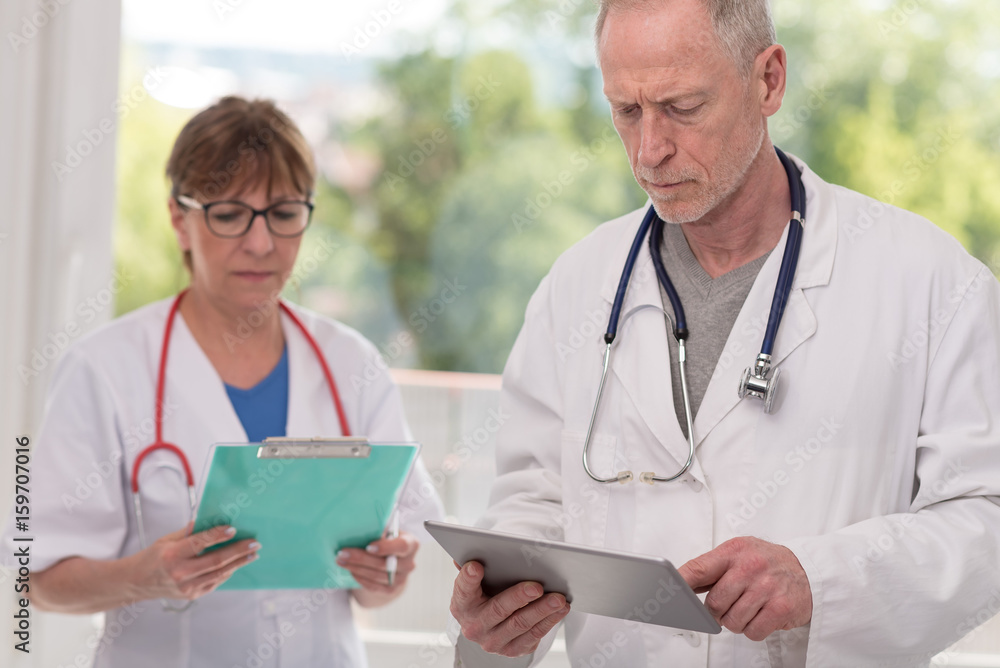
[0,0,122,666]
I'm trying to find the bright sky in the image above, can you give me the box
[122,0,451,56]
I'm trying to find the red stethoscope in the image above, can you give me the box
[130,289,351,559]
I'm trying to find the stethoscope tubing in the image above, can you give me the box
[585,146,805,484]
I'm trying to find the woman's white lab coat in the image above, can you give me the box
[478,157,1000,667]
[2,298,443,667]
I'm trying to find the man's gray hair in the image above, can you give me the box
[595,0,777,76]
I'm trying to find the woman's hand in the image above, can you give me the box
[336,531,419,607]
[126,522,261,602]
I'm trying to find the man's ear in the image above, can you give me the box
[168,197,191,252]
[755,44,787,118]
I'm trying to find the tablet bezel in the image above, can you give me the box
[426,520,721,634]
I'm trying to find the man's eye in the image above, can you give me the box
[673,104,703,116]
[616,105,639,117]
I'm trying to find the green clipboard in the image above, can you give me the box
[191,437,418,590]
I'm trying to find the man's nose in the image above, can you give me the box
[637,113,677,170]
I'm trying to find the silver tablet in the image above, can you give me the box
[425,520,721,634]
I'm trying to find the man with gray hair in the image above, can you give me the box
[449,0,1000,665]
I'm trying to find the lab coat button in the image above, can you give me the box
[686,478,703,492]
[261,599,278,616]
[685,632,701,647]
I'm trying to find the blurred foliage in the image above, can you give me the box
[115,0,1000,373]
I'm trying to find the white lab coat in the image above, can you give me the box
[477,157,1000,667]
[1,298,443,668]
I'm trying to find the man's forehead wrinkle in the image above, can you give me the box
[603,63,705,98]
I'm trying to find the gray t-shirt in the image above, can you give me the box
[658,222,771,438]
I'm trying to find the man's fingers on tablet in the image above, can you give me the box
[457,562,484,596]
[480,581,546,628]
[451,562,487,617]
[498,593,566,638]
[500,602,571,657]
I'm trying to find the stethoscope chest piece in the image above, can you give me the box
[738,353,782,414]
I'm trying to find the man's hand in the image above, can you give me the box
[450,561,571,657]
[678,536,812,641]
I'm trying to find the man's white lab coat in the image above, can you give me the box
[476,157,1000,667]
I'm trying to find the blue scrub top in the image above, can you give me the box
[224,345,289,442]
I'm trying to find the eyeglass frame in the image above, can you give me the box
[175,194,315,239]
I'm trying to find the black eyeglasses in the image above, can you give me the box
[176,194,315,238]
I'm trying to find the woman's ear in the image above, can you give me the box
[168,197,191,252]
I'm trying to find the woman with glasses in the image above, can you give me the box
[7,96,443,666]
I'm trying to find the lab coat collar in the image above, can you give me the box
[596,153,836,471]
[162,300,341,471]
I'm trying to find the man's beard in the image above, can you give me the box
[634,111,766,225]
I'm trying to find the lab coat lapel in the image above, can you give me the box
[166,313,248,475]
[598,208,699,478]
[692,155,836,445]
[282,304,345,439]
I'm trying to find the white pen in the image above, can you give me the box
[385,512,399,586]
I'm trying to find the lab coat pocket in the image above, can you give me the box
[560,430,615,547]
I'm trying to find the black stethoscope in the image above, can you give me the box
[583,147,805,485]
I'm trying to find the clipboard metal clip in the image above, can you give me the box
[258,437,371,459]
